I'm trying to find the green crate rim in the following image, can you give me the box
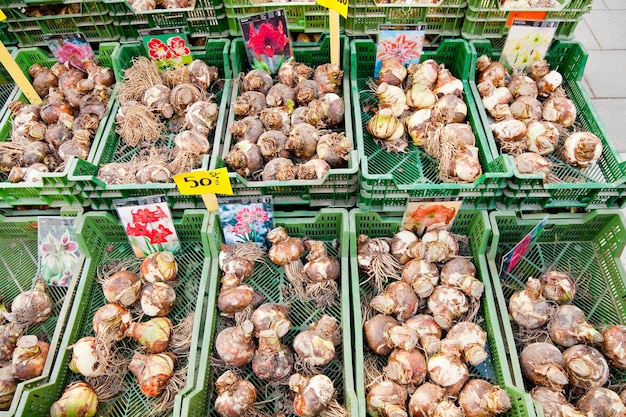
[468,39,626,192]
[215,35,358,205]
[484,209,626,415]
[16,209,213,417]
[181,208,358,417]
[0,210,84,417]
[348,208,538,417]
[0,44,119,207]
[350,38,513,194]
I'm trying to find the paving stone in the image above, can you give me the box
[590,0,607,9]
[582,50,626,98]
[589,98,626,152]
[574,19,600,50]
[580,10,626,49]
[602,0,626,10]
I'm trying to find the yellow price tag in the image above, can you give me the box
[0,10,6,22]
[173,168,233,196]
[316,0,347,18]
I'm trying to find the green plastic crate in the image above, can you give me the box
[0,22,17,46]
[469,39,626,210]
[68,40,231,211]
[0,209,84,417]
[484,210,626,410]
[106,0,229,41]
[215,35,359,208]
[0,47,18,126]
[1,1,120,48]
[345,0,467,38]
[462,0,592,41]
[181,208,358,417]
[223,0,334,36]
[351,38,512,212]
[349,208,536,417]
[16,210,213,417]
[0,44,118,209]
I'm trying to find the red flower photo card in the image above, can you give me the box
[140,27,192,70]
[114,195,181,258]
[239,10,293,74]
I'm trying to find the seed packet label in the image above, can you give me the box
[500,214,549,275]
[239,10,293,75]
[173,168,233,195]
[217,196,274,248]
[316,0,348,19]
[401,198,462,236]
[37,217,83,287]
[139,27,192,70]
[42,33,95,70]
[114,195,181,258]
[501,19,558,71]
[375,24,426,79]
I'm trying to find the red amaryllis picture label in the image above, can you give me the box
[141,29,193,70]
[402,200,462,235]
[115,196,180,258]
[239,10,293,74]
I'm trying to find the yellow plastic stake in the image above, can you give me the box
[201,193,218,212]
[329,9,340,66]
[0,41,41,104]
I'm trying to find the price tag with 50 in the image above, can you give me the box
[173,168,233,196]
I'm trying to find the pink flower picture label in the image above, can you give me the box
[218,197,274,248]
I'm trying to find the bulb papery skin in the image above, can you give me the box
[12,335,49,381]
[521,342,569,391]
[427,339,469,396]
[602,325,626,369]
[214,370,257,417]
[49,381,98,417]
[563,344,609,390]
[92,303,133,340]
[128,352,176,397]
[564,132,603,168]
[459,379,512,417]
[405,314,442,355]
[366,380,408,417]
[289,373,335,417]
[508,277,550,329]
[68,336,105,378]
[141,251,178,284]
[446,322,488,366]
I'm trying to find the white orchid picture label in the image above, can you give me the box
[501,19,559,71]
[37,216,83,287]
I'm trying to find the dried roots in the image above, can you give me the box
[85,346,130,402]
[97,257,142,285]
[361,253,402,293]
[319,398,349,417]
[147,365,188,416]
[167,149,202,175]
[161,66,192,88]
[284,260,308,301]
[363,351,385,389]
[116,105,164,146]
[169,311,195,356]
[118,57,163,102]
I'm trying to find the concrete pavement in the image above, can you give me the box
[573,0,626,161]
